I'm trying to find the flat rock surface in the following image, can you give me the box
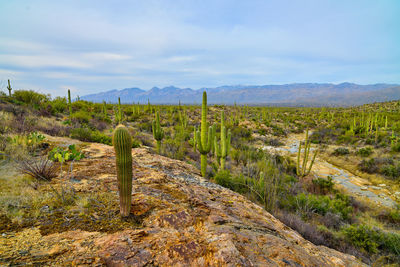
[0,140,364,266]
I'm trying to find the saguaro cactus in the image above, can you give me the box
[152,111,164,154]
[67,89,72,118]
[103,101,108,117]
[196,91,214,177]
[215,111,231,170]
[296,129,318,178]
[7,79,12,97]
[112,125,133,217]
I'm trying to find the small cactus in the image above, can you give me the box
[67,89,72,118]
[103,101,108,117]
[112,125,133,217]
[7,79,12,97]
[215,111,231,170]
[152,111,164,154]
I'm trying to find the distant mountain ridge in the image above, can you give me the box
[81,83,400,106]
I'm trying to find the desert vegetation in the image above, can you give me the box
[1,86,400,265]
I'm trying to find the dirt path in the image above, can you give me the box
[263,133,398,208]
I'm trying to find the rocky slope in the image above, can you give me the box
[0,139,364,266]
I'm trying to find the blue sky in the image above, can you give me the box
[0,0,399,97]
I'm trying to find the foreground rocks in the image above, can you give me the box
[0,140,364,266]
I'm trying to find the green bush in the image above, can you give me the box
[49,97,67,114]
[357,147,373,157]
[342,225,379,254]
[13,90,49,108]
[359,158,378,173]
[342,224,400,256]
[70,127,92,141]
[380,164,400,180]
[71,111,91,124]
[332,147,349,156]
[286,193,353,220]
[70,127,113,146]
[391,142,400,152]
[90,131,112,145]
[312,176,335,194]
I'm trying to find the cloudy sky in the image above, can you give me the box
[0,0,399,97]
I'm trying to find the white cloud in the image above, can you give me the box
[0,55,91,69]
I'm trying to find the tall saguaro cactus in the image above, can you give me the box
[112,125,133,217]
[7,79,12,97]
[296,129,318,178]
[196,91,214,177]
[215,111,231,170]
[67,89,72,119]
[152,111,164,154]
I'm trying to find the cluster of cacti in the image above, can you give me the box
[196,91,215,177]
[179,109,188,129]
[112,125,133,217]
[214,111,231,170]
[296,129,318,178]
[67,89,72,119]
[7,79,12,97]
[152,111,164,154]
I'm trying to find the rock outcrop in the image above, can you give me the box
[0,140,364,266]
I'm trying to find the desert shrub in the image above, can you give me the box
[284,193,353,221]
[309,128,335,144]
[17,157,58,181]
[319,212,343,230]
[342,225,379,254]
[214,170,235,189]
[137,121,152,132]
[380,164,400,180]
[35,120,71,137]
[49,97,67,114]
[90,131,112,146]
[265,138,283,147]
[276,211,325,245]
[342,224,400,256]
[13,90,49,108]
[88,119,109,132]
[311,176,335,195]
[391,142,400,152]
[377,207,400,226]
[163,137,185,160]
[357,147,373,157]
[231,126,252,140]
[332,147,349,156]
[270,124,286,137]
[359,158,378,173]
[71,110,91,124]
[70,127,92,141]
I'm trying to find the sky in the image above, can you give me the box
[0,0,399,97]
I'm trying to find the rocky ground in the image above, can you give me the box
[0,136,365,266]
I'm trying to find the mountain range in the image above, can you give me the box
[81,83,400,106]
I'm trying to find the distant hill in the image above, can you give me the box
[81,83,400,106]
